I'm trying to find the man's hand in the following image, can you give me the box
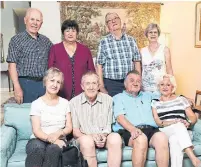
[14,85,23,104]
[54,139,66,148]
[92,134,106,148]
[99,87,108,94]
[130,128,142,140]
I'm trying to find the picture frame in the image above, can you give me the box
[195,1,201,48]
[60,1,161,57]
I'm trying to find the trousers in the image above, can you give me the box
[160,122,193,167]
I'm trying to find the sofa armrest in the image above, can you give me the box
[0,125,17,167]
[192,119,201,142]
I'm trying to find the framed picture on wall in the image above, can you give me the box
[195,1,201,48]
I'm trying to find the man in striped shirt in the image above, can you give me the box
[70,71,122,167]
[96,12,141,97]
[6,8,52,104]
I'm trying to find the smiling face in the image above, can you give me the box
[63,28,77,43]
[24,9,43,37]
[81,74,99,101]
[105,13,121,32]
[147,27,159,42]
[45,74,63,95]
[125,73,142,94]
[159,77,174,96]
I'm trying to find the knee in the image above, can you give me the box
[79,135,95,149]
[133,134,148,149]
[26,139,46,154]
[107,133,122,147]
[46,144,61,154]
[155,133,169,149]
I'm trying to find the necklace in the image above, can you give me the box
[148,43,160,56]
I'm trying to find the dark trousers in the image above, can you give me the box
[25,138,62,167]
[19,78,45,103]
[104,78,125,97]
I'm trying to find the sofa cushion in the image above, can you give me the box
[4,103,32,140]
[97,146,156,163]
[8,140,28,167]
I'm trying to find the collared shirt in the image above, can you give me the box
[70,92,113,135]
[113,91,158,132]
[96,33,141,80]
[7,30,52,77]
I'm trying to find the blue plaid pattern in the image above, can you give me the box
[7,31,52,77]
[96,33,141,80]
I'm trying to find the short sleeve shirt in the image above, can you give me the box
[30,97,70,138]
[70,92,113,134]
[7,31,52,77]
[151,96,190,121]
[113,91,158,132]
[96,33,141,80]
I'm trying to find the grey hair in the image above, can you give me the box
[81,71,99,85]
[124,70,141,84]
[43,67,64,90]
[25,8,43,21]
[144,23,161,38]
[105,12,120,24]
[157,74,177,93]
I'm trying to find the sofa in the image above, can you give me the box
[1,103,201,167]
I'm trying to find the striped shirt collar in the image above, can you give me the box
[123,90,143,97]
[81,92,103,105]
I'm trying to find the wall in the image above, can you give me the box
[160,1,201,99]
[1,1,29,89]
[31,1,61,44]
[1,1,201,99]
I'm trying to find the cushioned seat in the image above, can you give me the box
[1,103,201,167]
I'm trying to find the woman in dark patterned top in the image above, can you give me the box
[152,74,201,167]
[48,20,95,100]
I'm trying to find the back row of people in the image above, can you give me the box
[7,8,173,103]
[26,68,200,167]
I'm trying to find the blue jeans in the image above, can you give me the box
[19,78,45,103]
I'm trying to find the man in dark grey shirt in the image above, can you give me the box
[7,8,52,104]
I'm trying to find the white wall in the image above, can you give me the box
[160,1,201,99]
[1,1,29,89]
[31,1,61,44]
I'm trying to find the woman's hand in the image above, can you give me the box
[47,131,62,143]
[179,119,190,128]
[54,139,66,148]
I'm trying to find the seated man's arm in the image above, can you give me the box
[117,115,142,139]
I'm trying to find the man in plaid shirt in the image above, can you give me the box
[7,8,52,104]
[96,12,141,97]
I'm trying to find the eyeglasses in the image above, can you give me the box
[106,17,120,24]
[148,31,158,34]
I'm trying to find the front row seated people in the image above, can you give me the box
[26,68,199,167]
[152,74,201,167]
[26,67,72,167]
[70,71,122,167]
[113,70,169,167]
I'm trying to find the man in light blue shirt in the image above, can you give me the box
[113,70,169,167]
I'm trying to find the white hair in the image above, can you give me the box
[157,74,177,93]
